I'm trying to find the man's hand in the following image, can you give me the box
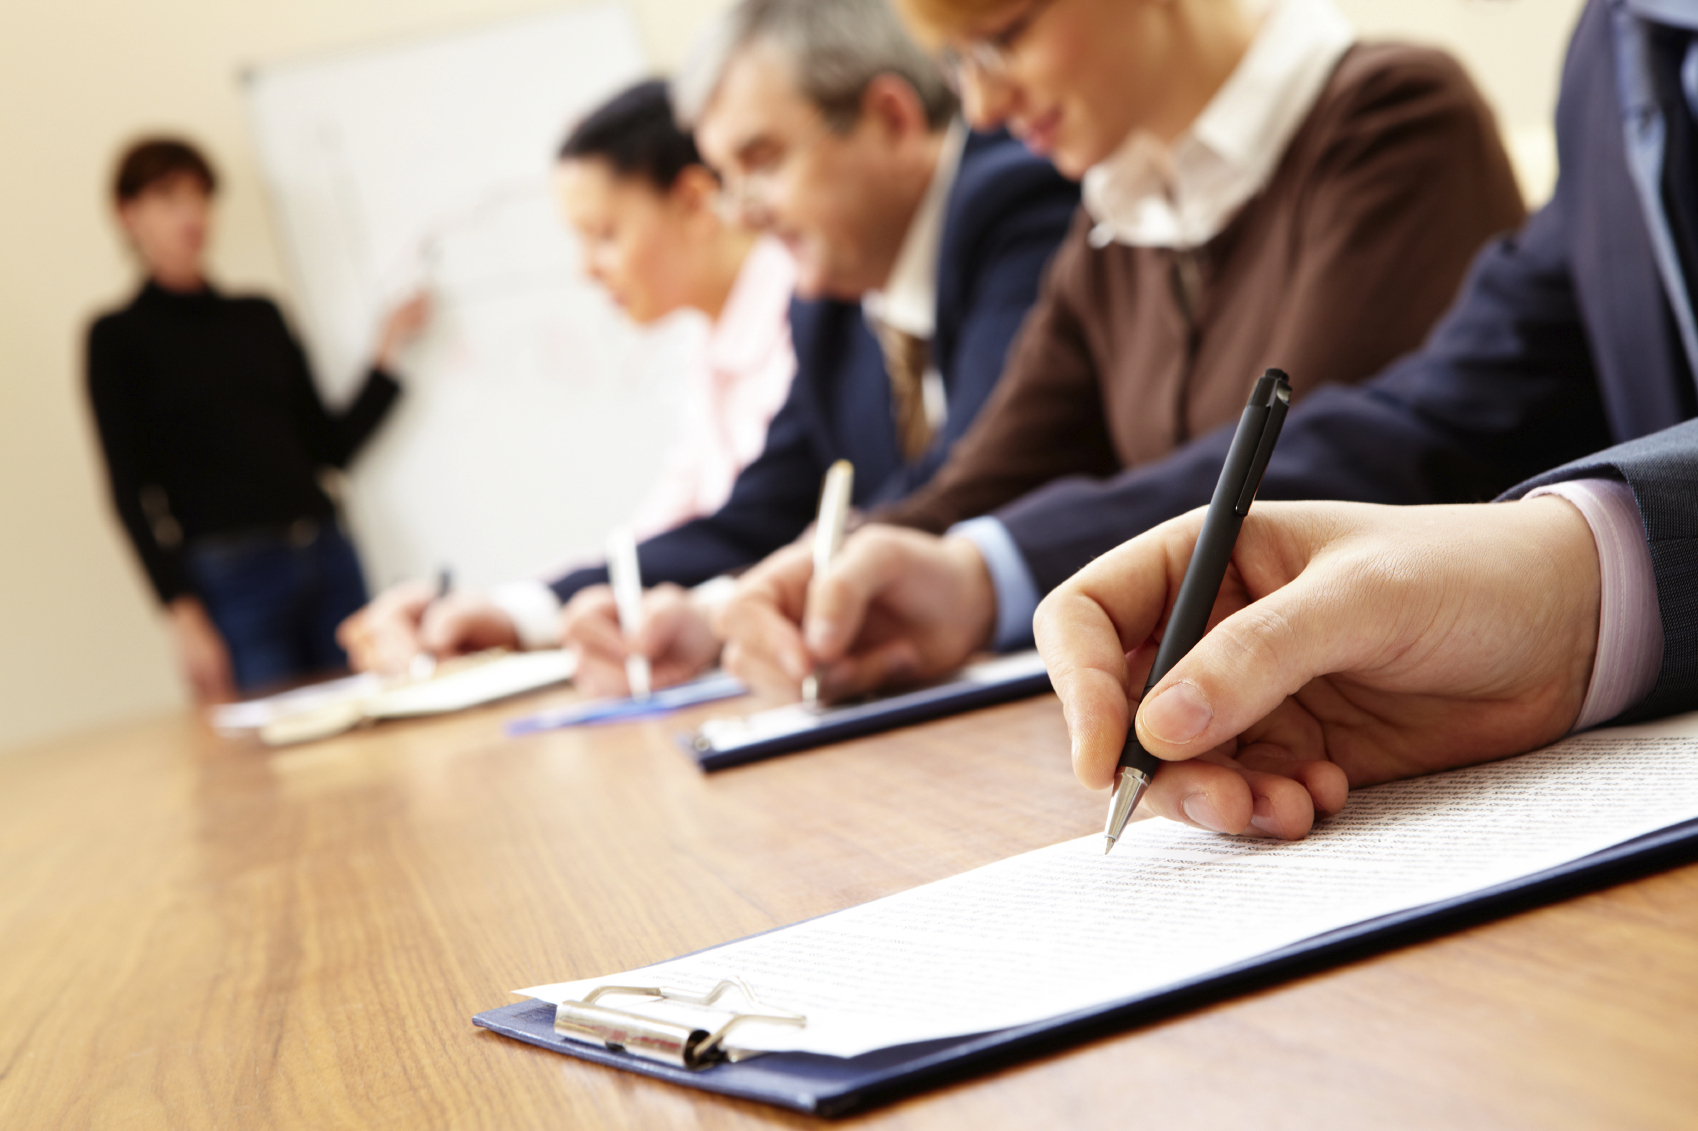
[560,583,722,697]
[337,582,520,675]
[720,525,998,702]
[168,596,235,703]
[1034,498,1601,840]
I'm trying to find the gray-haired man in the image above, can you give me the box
[340,0,1078,690]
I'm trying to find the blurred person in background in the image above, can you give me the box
[713,0,1530,702]
[342,0,1079,684]
[558,78,798,536]
[339,78,799,675]
[86,137,428,701]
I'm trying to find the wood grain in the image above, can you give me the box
[0,688,1694,1130]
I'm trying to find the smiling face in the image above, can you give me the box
[116,171,212,290]
[693,41,934,301]
[918,0,1191,179]
[554,156,704,325]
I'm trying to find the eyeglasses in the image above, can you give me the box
[937,0,1059,90]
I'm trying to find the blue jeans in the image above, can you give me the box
[186,520,370,692]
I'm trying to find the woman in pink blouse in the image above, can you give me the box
[555,79,797,535]
[338,80,796,674]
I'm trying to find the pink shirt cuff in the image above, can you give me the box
[1524,479,1663,730]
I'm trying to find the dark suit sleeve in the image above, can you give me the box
[870,156,1081,504]
[86,318,193,604]
[996,184,1617,593]
[1506,418,1698,723]
[272,303,400,469]
[549,369,825,603]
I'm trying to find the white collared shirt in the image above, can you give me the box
[863,118,970,339]
[1082,0,1354,250]
[862,119,969,432]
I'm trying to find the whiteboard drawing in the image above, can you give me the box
[246,2,704,590]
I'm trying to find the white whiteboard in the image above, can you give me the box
[246,2,704,590]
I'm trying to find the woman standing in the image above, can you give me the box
[88,138,428,700]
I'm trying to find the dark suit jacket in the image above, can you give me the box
[996,0,1697,589]
[551,128,1078,601]
[1507,418,1698,722]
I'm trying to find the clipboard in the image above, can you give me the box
[681,651,1052,770]
[473,816,1698,1116]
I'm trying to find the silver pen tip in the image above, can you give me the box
[1102,835,1116,855]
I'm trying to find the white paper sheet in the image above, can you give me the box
[211,673,382,733]
[369,649,576,717]
[215,650,577,745]
[521,713,1698,1058]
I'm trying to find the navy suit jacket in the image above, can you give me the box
[998,0,1697,599]
[553,129,1078,601]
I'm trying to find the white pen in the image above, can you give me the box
[605,526,651,702]
[801,460,855,707]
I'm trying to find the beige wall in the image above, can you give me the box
[0,0,1586,755]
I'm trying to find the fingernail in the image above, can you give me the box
[1182,793,1228,833]
[1142,682,1213,745]
[1249,796,1280,838]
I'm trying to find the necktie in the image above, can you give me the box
[874,321,935,463]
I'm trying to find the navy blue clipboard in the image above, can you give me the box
[473,817,1698,1117]
[679,651,1052,771]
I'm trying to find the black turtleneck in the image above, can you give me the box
[86,281,400,604]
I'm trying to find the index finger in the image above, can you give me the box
[1034,514,1202,790]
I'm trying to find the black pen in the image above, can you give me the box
[1103,369,1292,854]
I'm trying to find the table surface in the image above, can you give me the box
[2,681,1696,1131]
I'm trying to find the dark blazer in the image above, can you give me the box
[995,0,1698,590]
[551,128,1078,601]
[1508,418,1698,722]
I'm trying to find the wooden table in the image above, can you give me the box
[2,685,1695,1130]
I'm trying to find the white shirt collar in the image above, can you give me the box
[1082,0,1354,250]
[863,118,970,340]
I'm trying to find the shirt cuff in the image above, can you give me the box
[488,580,565,651]
[949,516,1041,652]
[1524,479,1663,730]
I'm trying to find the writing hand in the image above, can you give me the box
[1034,498,1600,839]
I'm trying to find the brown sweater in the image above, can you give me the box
[877,43,1525,534]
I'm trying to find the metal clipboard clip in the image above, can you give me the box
[554,977,806,1070]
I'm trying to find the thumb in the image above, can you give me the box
[1134,568,1368,759]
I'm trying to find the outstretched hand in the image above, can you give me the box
[1033,498,1601,840]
